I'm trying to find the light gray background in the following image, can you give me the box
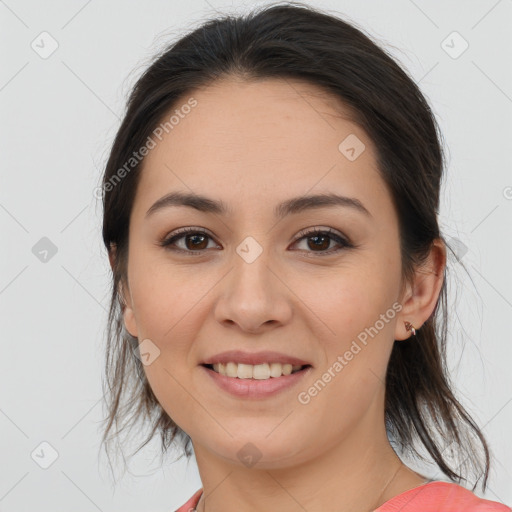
[1,0,511,510]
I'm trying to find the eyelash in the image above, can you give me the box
[159,226,353,257]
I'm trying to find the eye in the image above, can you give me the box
[159,227,219,255]
[159,226,352,256]
[291,226,352,256]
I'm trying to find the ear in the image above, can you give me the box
[120,281,138,338]
[394,238,446,341]
[108,243,139,338]
[108,243,116,272]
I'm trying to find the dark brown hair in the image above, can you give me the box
[99,1,491,490]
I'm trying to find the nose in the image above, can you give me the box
[213,249,293,333]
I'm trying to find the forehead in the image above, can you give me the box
[133,77,390,220]
[157,77,366,161]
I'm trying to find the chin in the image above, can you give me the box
[206,433,312,470]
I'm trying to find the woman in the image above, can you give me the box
[98,2,510,510]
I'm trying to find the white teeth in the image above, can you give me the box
[252,363,270,380]
[211,362,304,379]
[237,363,253,379]
[270,362,284,378]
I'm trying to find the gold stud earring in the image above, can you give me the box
[404,321,417,338]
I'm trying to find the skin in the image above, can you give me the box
[115,77,446,511]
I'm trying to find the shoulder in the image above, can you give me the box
[175,484,511,512]
[376,481,511,512]
[174,488,203,512]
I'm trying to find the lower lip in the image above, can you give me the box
[200,365,312,399]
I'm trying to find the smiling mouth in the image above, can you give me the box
[201,362,311,380]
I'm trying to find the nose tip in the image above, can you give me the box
[214,256,294,333]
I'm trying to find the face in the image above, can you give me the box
[120,77,410,468]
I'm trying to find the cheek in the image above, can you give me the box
[305,270,397,395]
[302,288,395,440]
[143,362,198,435]
[307,270,395,341]
[127,255,216,377]
[128,252,207,340]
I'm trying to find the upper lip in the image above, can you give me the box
[200,350,312,367]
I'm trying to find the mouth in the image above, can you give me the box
[201,362,312,380]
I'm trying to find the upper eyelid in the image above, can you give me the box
[164,226,346,240]
[295,226,347,240]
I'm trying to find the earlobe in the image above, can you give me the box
[119,281,138,338]
[108,243,117,272]
[123,306,138,338]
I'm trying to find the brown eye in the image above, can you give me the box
[183,233,208,250]
[305,233,331,251]
[159,226,352,256]
[292,227,352,256]
[160,227,218,254]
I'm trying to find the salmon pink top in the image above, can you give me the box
[175,481,511,511]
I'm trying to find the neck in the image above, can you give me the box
[192,391,426,512]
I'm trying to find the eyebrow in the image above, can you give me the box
[145,191,372,219]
